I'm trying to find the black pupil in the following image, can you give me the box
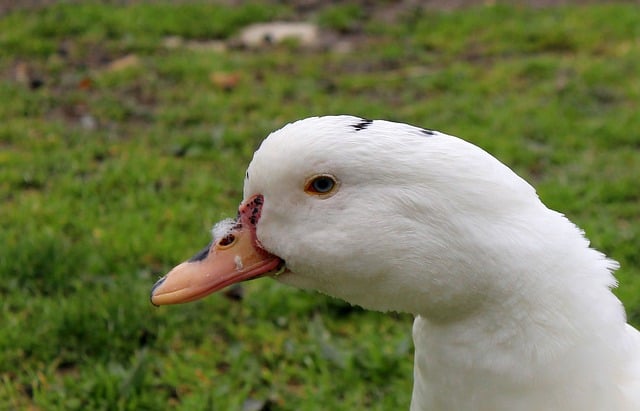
[312,177,334,193]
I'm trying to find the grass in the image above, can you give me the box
[1,1,639,409]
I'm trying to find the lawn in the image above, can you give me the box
[1,1,639,410]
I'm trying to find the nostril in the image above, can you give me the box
[218,233,236,248]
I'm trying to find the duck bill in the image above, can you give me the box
[150,221,282,306]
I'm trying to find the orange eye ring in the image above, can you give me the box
[304,174,340,198]
[304,174,339,198]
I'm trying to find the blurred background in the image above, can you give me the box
[1,1,639,410]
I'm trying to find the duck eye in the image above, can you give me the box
[305,174,338,197]
[311,177,334,193]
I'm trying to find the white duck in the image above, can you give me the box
[151,115,640,411]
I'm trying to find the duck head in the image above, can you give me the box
[151,115,569,318]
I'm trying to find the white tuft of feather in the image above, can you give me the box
[211,218,237,243]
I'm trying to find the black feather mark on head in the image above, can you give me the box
[420,128,436,136]
[351,118,373,131]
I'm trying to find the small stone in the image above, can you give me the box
[237,22,319,49]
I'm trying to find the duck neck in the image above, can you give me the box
[410,243,628,410]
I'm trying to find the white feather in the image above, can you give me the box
[211,218,236,243]
[241,115,640,410]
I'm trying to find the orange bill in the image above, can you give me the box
[151,196,284,305]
